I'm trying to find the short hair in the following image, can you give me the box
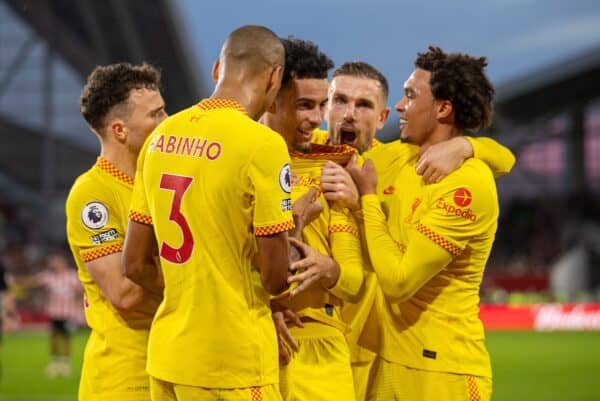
[220,25,284,73]
[80,63,161,133]
[280,37,334,88]
[415,46,494,131]
[333,61,389,101]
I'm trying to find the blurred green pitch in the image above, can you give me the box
[0,330,598,401]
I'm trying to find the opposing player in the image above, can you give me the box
[349,46,503,401]
[13,251,81,377]
[123,25,291,401]
[66,63,166,400]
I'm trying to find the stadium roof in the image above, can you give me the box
[494,44,600,124]
[1,0,204,200]
[6,0,204,113]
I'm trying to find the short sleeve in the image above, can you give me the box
[129,138,153,226]
[418,163,498,257]
[66,183,125,263]
[248,134,294,236]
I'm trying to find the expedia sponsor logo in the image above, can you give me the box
[453,187,472,207]
[436,198,477,222]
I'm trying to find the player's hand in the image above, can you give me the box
[321,160,360,210]
[346,155,377,196]
[287,237,340,296]
[293,186,323,227]
[416,136,472,184]
[271,300,304,365]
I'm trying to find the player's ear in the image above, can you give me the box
[267,64,283,95]
[107,118,127,144]
[377,107,391,130]
[211,59,220,84]
[436,99,453,121]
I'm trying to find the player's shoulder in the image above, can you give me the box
[364,140,419,171]
[431,158,498,214]
[66,168,118,214]
[451,158,495,189]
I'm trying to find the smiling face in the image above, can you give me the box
[326,75,388,154]
[394,68,438,146]
[263,78,329,152]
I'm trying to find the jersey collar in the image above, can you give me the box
[96,157,134,186]
[197,98,246,114]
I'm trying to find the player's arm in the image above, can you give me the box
[122,219,163,296]
[465,136,516,177]
[360,194,453,302]
[289,186,323,240]
[256,232,291,295]
[250,134,295,295]
[348,159,454,301]
[87,251,159,312]
[326,210,365,302]
[417,136,515,183]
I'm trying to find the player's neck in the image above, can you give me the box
[99,144,136,179]
[420,125,462,153]
[211,84,264,121]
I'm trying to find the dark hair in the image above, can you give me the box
[415,46,494,131]
[80,62,161,133]
[280,37,334,87]
[333,61,389,101]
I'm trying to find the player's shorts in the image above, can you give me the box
[366,356,492,401]
[279,321,355,401]
[150,376,282,401]
[349,345,376,401]
[79,328,151,401]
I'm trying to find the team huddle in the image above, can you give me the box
[66,25,515,401]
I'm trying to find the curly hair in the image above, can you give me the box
[415,46,494,131]
[80,62,161,133]
[333,61,389,102]
[280,37,334,88]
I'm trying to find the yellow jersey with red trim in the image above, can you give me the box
[360,139,499,377]
[66,157,153,399]
[129,98,293,388]
[277,144,364,333]
[66,156,154,329]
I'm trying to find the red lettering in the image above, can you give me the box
[166,135,177,153]
[193,139,207,157]
[182,137,194,156]
[206,142,222,160]
[154,135,164,152]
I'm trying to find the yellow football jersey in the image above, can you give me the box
[65,157,153,400]
[275,144,363,333]
[360,139,499,378]
[129,99,293,388]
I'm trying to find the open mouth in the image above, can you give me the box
[340,129,357,146]
[297,129,313,142]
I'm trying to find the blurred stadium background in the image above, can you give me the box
[0,1,598,400]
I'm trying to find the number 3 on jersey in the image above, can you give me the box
[159,173,194,264]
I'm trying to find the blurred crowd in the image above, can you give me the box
[0,203,84,332]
